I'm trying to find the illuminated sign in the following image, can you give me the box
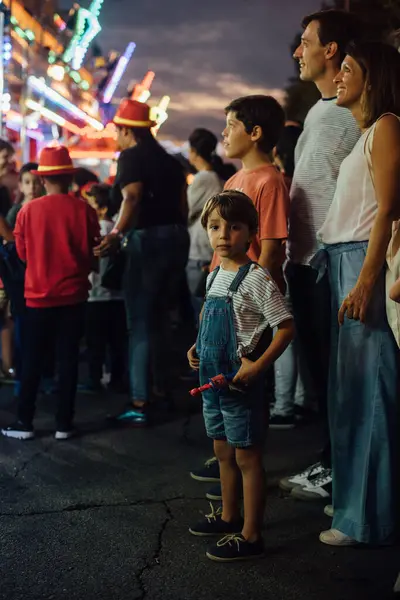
[63,0,104,70]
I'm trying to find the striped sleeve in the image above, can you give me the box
[249,268,292,328]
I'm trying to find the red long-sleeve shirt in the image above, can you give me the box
[14,193,100,308]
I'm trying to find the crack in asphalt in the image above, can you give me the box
[12,442,54,480]
[135,500,173,600]
[0,496,185,518]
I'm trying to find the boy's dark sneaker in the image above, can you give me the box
[206,483,222,501]
[206,534,265,562]
[190,457,220,482]
[269,414,295,430]
[189,504,243,537]
[206,482,243,501]
[108,404,147,426]
[1,421,34,440]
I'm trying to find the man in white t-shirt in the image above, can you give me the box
[280,9,361,502]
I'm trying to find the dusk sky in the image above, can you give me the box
[64,0,326,140]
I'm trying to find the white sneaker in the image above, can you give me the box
[324,504,334,518]
[291,468,332,501]
[2,422,34,440]
[319,528,357,546]
[54,430,75,440]
[279,461,325,492]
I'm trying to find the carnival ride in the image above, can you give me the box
[0,0,171,172]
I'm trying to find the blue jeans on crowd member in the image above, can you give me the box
[315,241,398,544]
[197,263,268,447]
[123,224,189,403]
[186,258,210,327]
[273,337,308,417]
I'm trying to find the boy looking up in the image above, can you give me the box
[217,95,289,291]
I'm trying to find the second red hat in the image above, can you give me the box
[113,99,156,128]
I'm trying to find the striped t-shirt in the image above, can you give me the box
[207,264,292,358]
[287,98,360,265]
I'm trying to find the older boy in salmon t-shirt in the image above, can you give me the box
[210,95,289,292]
[2,146,99,441]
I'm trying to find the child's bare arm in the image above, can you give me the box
[233,319,294,386]
[389,278,400,303]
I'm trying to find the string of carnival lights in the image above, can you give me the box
[28,76,104,131]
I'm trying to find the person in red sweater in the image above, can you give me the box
[1,146,100,440]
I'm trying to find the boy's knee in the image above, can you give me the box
[235,447,263,472]
[213,439,235,462]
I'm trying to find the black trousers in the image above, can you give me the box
[85,300,126,386]
[286,263,331,468]
[17,303,85,430]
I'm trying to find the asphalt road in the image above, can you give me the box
[0,384,399,600]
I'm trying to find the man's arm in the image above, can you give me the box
[94,181,142,256]
[115,182,143,233]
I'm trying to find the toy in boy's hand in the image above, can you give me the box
[189,371,237,396]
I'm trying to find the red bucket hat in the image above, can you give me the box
[113,99,156,128]
[32,146,78,177]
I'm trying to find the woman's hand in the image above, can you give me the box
[338,279,375,325]
[232,357,261,387]
[187,344,199,370]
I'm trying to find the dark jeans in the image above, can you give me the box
[17,303,85,430]
[286,262,331,467]
[123,224,190,402]
[86,300,126,386]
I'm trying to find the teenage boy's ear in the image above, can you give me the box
[325,41,339,62]
[250,125,263,144]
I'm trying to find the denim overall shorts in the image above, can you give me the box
[196,262,268,448]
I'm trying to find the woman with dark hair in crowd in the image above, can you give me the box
[316,41,400,546]
[186,128,226,323]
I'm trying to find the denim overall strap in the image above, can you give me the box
[228,262,254,294]
[197,262,254,365]
[206,267,220,295]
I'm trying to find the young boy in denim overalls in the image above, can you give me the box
[187,190,294,562]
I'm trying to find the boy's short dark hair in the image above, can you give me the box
[201,190,258,233]
[43,174,74,189]
[19,162,39,180]
[225,95,285,155]
[302,9,362,64]
[0,139,14,155]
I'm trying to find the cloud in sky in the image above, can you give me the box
[61,0,323,139]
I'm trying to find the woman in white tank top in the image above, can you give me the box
[313,42,400,547]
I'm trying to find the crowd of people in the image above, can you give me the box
[0,7,399,567]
